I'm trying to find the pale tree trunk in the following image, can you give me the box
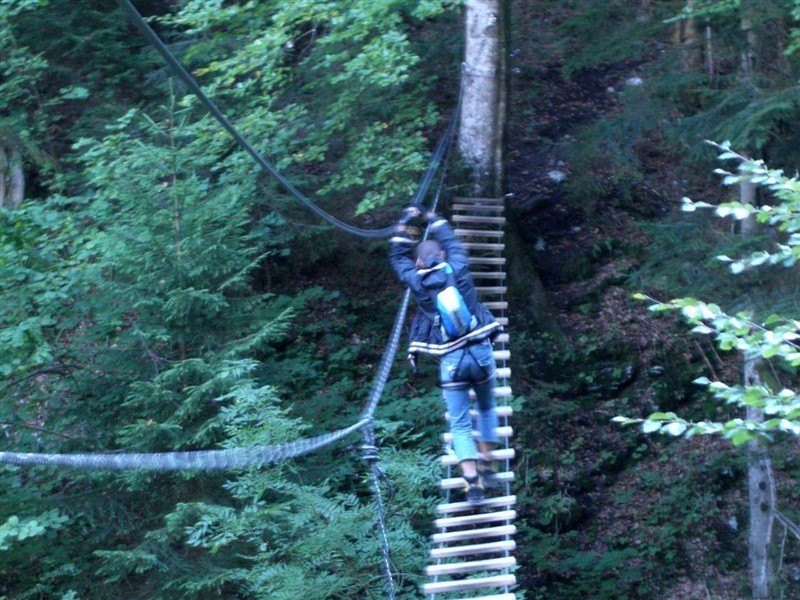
[459,0,507,197]
[673,0,702,72]
[741,181,775,599]
[744,359,775,599]
[705,24,715,79]
[0,145,7,208]
[0,141,25,209]
[739,3,758,83]
[637,0,652,22]
[10,145,24,208]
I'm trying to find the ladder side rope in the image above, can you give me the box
[356,155,452,600]
[0,290,408,471]
[117,0,456,239]
[0,113,456,473]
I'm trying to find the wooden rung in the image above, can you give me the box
[476,286,508,294]
[469,257,506,266]
[496,367,511,379]
[456,229,505,238]
[444,405,513,420]
[443,426,513,443]
[454,196,506,205]
[466,385,512,399]
[467,386,512,399]
[431,539,516,559]
[486,302,509,311]
[479,405,513,417]
[423,573,516,594]
[453,215,507,226]
[470,271,507,280]
[463,242,505,251]
[435,509,517,529]
[457,405,512,418]
[452,594,517,600]
[426,556,516,577]
[492,333,510,344]
[493,350,510,361]
[441,471,514,490]
[453,202,505,212]
[495,317,509,326]
[441,448,515,466]
[437,495,516,515]
[431,524,517,545]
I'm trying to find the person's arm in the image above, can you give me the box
[429,215,469,273]
[389,208,420,289]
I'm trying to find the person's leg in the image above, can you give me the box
[441,350,483,502]
[467,341,501,485]
[469,341,499,449]
[440,384,480,470]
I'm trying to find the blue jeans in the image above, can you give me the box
[439,339,499,463]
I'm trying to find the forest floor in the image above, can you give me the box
[500,6,761,600]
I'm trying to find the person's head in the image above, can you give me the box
[415,240,445,269]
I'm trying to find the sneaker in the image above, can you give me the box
[463,475,484,504]
[478,460,500,488]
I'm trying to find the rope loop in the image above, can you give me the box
[360,444,379,463]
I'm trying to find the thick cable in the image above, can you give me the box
[0,418,370,470]
[117,0,457,239]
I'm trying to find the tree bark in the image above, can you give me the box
[637,0,652,22]
[745,359,775,600]
[10,145,24,208]
[674,1,702,72]
[459,0,507,197]
[739,4,758,83]
[741,178,774,599]
[0,140,25,209]
[0,144,7,208]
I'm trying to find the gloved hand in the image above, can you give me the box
[399,205,422,224]
[400,203,436,224]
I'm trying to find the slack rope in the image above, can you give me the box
[0,419,370,471]
[116,0,457,240]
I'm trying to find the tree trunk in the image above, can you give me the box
[705,25,715,79]
[745,359,775,599]
[637,0,652,22]
[741,179,775,599]
[459,0,507,197]
[10,145,24,208]
[0,144,7,208]
[674,1,702,72]
[739,4,758,83]
[0,140,25,209]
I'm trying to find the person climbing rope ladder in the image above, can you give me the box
[389,205,503,504]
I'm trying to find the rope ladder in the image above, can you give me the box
[422,196,518,600]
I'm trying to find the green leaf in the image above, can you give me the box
[730,430,754,446]
[642,420,662,434]
[664,422,687,436]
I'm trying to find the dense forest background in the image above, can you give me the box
[5,0,800,598]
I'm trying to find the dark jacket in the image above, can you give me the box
[389,216,502,358]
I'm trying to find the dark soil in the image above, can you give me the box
[500,5,763,600]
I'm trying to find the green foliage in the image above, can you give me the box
[555,1,663,79]
[163,0,459,218]
[619,143,800,444]
[0,510,68,552]
[0,0,468,598]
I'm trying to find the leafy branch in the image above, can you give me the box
[616,141,800,445]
